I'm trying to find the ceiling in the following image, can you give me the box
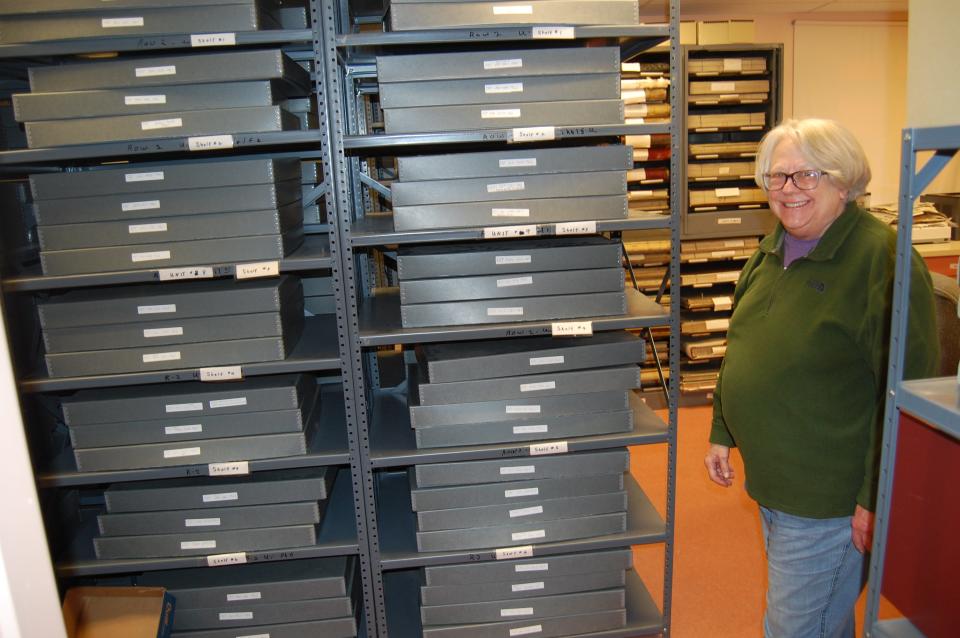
[641,0,908,15]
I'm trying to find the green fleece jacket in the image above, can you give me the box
[710,203,939,518]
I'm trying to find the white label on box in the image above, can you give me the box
[529,356,563,366]
[165,424,202,435]
[163,446,200,459]
[717,272,739,282]
[102,16,144,27]
[483,225,537,239]
[200,366,243,382]
[236,261,280,279]
[717,217,742,225]
[493,5,533,14]
[208,461,250,477]
[502,607,534,617]
[723,58,743,72]
[711,81,736,92]
[510,625,543,637]
[515,563,548,572]
[141,117,182,131]
[203,492,238,503]
[512,530,545,542]
[520,381,555,392]
[499,157,537,168]
[158,267,213,281]
[218,612,253,621]
[551,321,592,337]
[182,539,215,549]
[712,345,727,354]
[191,32,237,47]
[487,180,525,193]
[512,581,545,592]
[509,505,543,518]
[491,207,530,217]
[166,401,201,413]
[500,465,535,475]
[139,303,177,315]
[532,26,575,39]
[497,276,533,288]
[125,171,165,182]
[505,487,539,498]
[705,319,730,330]
[235,634,268,638]
[185,517,221,527]
[485,82,524,94]
[143,351,180,363]
[131,250,171,263]
[135,65,176,77]
[716,187,741,198]
[530,441,568,456]
[496,545,534,560]
[210,397,248,409]
[144,326,182,338]
[511,126,555,143]
[488,306,524,316]
[226,592,261,602]
[496,255,532,265]
[513,425,548,434]
[122,199,161,212]
[506,404,540,414]
[482,108,521,119]
[125,94,166,106]
[189,135,234,151]
[712,296,733,311]
[207,552,246,567]
[129,222,167,234]
[556,221,597,235]
[484,58,523,70]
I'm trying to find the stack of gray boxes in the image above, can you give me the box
[377,47,624,134]
[409,448,630,552]
[389,0,639,31]
[29,157,305,276]
[37,277,304,379]
[417,549,631,637]
[139,558,358,638]
[395,237,628,328]
[93,466,336,559]
[14,48,309,147]
[59,375,318,472]
[409,331,644,448]
[0,0,284,45]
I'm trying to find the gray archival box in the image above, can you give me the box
[396,145,631,181]
[409,472,625,511]
[390,0,639,31]
[399,267,625,304]
[97,501,321,536]
[423,548,632,586]
[420,609,625,638]
[166,618,357,638]
[420,587,624,625]
[172,596,352,631]
[419,569,626,606]
[93,524,316,560]
[383,99,623,134]
[408,390,631,428]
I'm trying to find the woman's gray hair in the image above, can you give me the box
[754,118,872,202]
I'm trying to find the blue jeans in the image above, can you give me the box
[759,506,866,638]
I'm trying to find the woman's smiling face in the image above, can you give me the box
[767,137,849,240]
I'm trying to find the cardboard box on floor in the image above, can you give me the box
[63,587,174,638]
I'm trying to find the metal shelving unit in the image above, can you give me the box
[865,124,960,638]
[315,0,682,635]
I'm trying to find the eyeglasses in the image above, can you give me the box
[761,169,826,191]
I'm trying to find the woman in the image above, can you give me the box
[704,118,939,638]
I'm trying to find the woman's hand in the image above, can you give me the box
[851,505,875,553]
[704,444,734,487]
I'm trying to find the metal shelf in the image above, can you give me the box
[897,377,960,440]
[349,211,672,247]
[344,124,668,151]
[53,466,359,578]
[337,25,668,47]
[3,234,332,293]
[38,383,349,488]
[357,288,669,347]
[369,389,667,468]
[21,314,341,393]
[376,470,665,570]
[871,619,926,638]
[383,567,662,637]
[0,29,313,59]
[0,131,325,165]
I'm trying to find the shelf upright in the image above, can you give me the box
[865,124,960,638]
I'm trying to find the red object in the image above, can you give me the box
[922,254,958,278]
[881,412,960,638]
